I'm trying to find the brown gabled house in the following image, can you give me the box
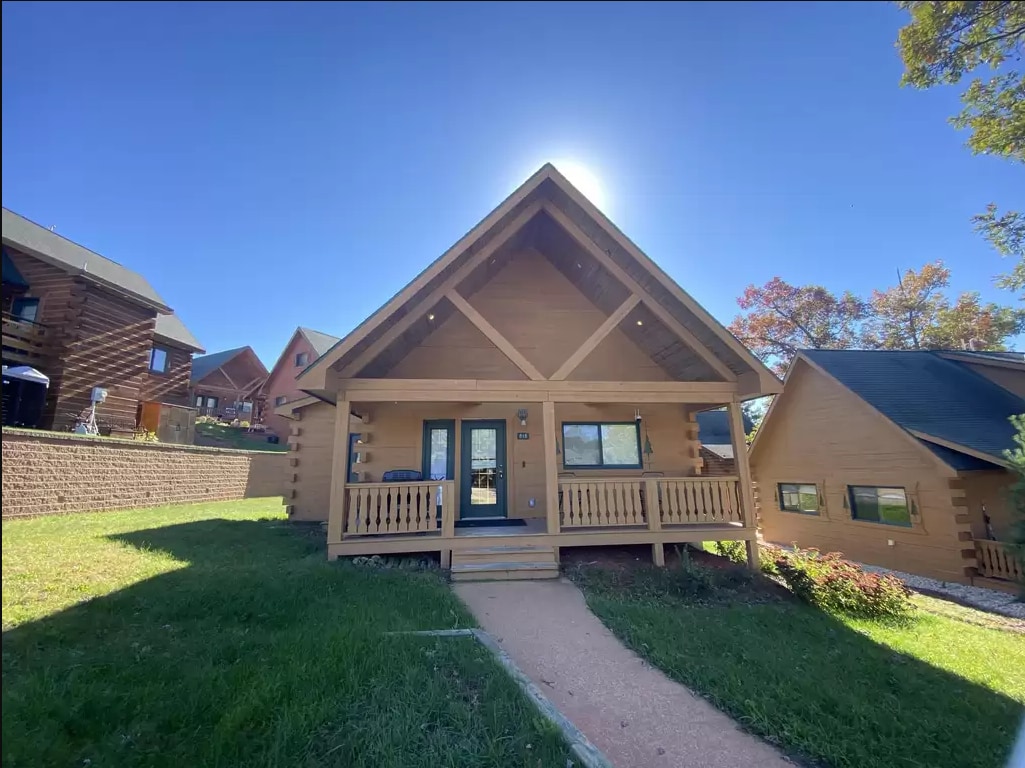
[751,349,1024,590]
[283,164,781,579]
[262,327,340,439]
[2,207,203,434]
[189,346,268,423]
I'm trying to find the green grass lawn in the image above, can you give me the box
[2,500,570,767]
[194,422,289,451]
[569,561,1025,768]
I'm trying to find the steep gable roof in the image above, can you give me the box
[296,164,780,397]
[299,327,341,356]
[154,314,205,353]
[2,208,170,311]
[191,347,248,384]
[799,349,1022,467]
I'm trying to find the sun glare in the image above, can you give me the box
[550,159,609,212]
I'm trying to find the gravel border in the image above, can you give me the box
[856,563,1025,619]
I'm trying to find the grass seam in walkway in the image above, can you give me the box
[391,629,614,768]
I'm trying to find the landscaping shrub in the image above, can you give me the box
[196,415,218,425]
[712,540,746,564]
[773,547,914,623]
[239,420,251,428]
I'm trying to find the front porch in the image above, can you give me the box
[324,386,758,571]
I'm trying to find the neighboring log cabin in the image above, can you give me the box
[751,350,1025,590]
[280,164,781,579]
[262,326,340,440]
[2,208,204,433]
[190,346,268,423]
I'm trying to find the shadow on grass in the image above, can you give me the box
[569,563,1024,768]
[2,518,570,768]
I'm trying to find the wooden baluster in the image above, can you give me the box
[347,487,359,534]
[610,482,622,525]
[630,482,642,525]
[703,482,716,522]
[370,488,382,534]
[562,482,572,526]
[690,481,703,522]
[585,483,596,526]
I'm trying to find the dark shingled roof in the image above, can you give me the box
[154,314,205,353]
[2,208,169,310]
[695,409,753,460]
[300,327,341,357]
[801,349,1023,467]
[191,347,248,384]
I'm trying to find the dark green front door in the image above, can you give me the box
[459,420,507,519]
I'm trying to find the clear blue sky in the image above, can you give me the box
[3,1,1022,365]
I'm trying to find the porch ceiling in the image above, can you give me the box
[351,208,725,382]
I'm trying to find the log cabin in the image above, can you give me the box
[282,164,781,579]
[262,327,340,440]
[190,346,268,422]
[751,349,1025,590]
[2,207,203,433]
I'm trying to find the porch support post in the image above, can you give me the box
[542,401,560,548]
[327,398,351,553]
[728,398,759,571]
[645,478,665,567]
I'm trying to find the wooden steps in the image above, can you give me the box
[451,544,559,581]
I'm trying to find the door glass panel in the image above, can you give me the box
[428,428,450,480]
[469,428,497,506]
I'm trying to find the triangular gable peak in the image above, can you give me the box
[299,164,780,397]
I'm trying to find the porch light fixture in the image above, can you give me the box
[427,313,435,321]
[636,319,643,326]
[517,408,528,426]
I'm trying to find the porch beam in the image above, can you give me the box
[219,369,240,389]
[337,378,737,395]
[327,399,351,544]
[541,202,737,383]
[337,388,734,404]
[336,201,544,379]
[550,294,641,381]
[446,289,545,381]
[727,398,759,570]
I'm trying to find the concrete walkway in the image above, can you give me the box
[454,579,790,768]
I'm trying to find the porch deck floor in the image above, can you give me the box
[455,518,548,537]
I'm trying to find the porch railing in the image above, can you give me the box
[2,313,50,366]
[975,539,1023,582]
[344,480,454,536]
[559,476,744,528]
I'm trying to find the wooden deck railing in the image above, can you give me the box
[2,314,50,366]
[344,480,454,536]
[560,479,647,527]
[657,477,743,525]
[559,476,745,528]
[975,540,1023,582]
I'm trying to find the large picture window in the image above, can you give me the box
[848,486,912,527]
[778,483,819,514]
[562,422,641,469]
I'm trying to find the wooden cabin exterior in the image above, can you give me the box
[262,327,340,439]
[2,208,202,433]
[751,350,1024,589]
[190,346,269,423]
[285,164,780,578]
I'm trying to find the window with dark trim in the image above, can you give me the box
[422,420,455,481]
[778,483,819,514]
[295,352,309,366]
[848,485,912,527]
[562,422,642,469]
[11,297,40,323]
[274,395,288,406]
[149,346,169,373]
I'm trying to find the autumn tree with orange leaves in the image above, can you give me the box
[730,262,1024,374]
